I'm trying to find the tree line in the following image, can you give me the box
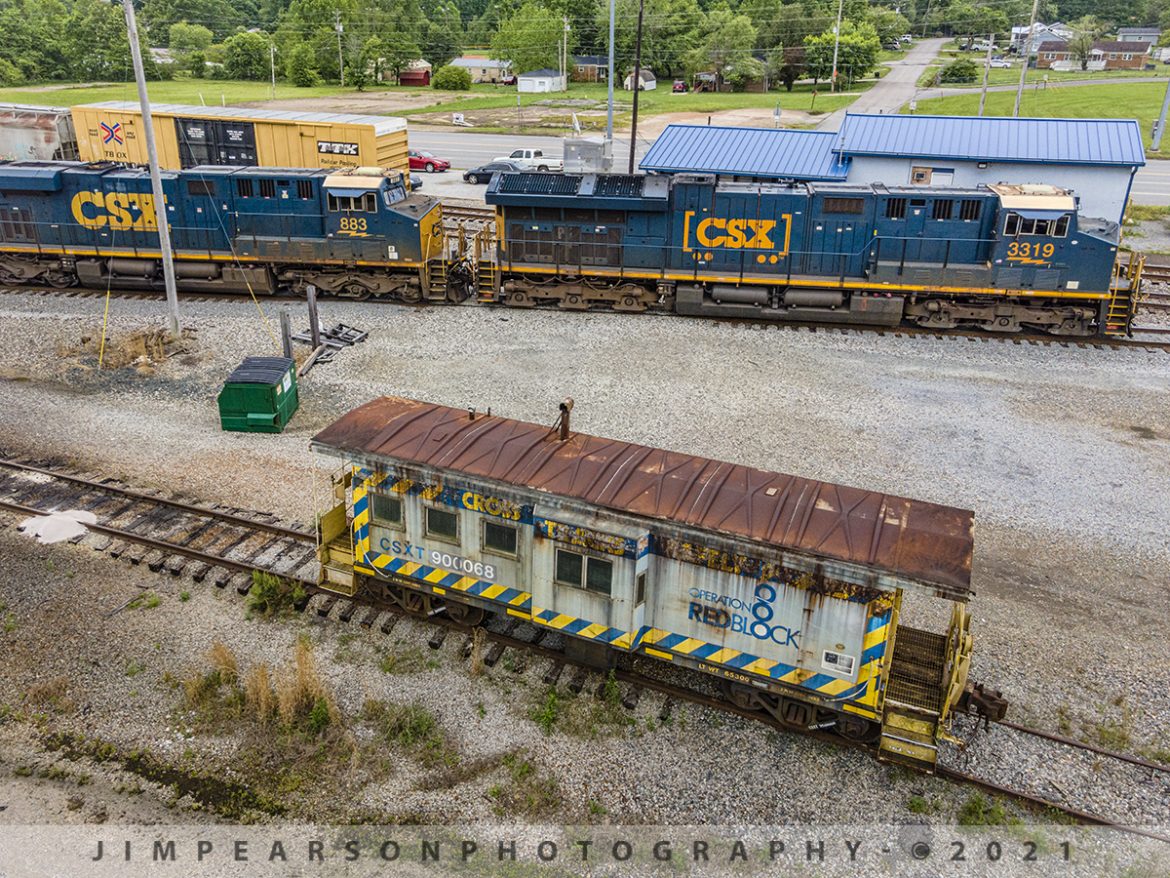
[0,0,1165,89]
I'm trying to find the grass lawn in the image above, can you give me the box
[0,79,362,106]
[910,81,1167,150]
[928,66,1165,89]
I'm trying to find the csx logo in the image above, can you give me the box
[682,211,791,255]
[70,191,158,232]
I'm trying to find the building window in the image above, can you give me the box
[931,199,953,220]
[371,493,402,526]
[259,178,276,198]
[296,179,314,199]
[910,166,933,185]
[1123,53,1133,61]
[823,197,865,214]
[554,549,613,596]
[236,178,253,198]
[425,506,459,541]
[959,199,982,221]
[482,520,517,556]
[884,197,907,220]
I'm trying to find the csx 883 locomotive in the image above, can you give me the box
[0,160,1140,336]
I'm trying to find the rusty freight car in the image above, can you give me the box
[310,396,1006,771]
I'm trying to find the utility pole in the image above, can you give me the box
[606,0,615,144]
[270,43,277,101]
[1153,78,1170,150]
[335,11,345,87]
[978,32,994,116]
[562,16,570,91]
[627,0,644,174]
[1014,0,1040,117]
[120,0,180,337]
[830,0,844,92]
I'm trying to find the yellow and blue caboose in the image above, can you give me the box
[311,396,1005,771]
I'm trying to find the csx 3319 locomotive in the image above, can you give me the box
[0,160,1141,336]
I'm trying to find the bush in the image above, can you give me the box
[286,44,320,88]
[432,64,471,90]
[939,58,978,84]
[246,572,306,618]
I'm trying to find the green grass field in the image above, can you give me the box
[911,81,1167,150]
[0,79,360,106]
[931,66,1165,89]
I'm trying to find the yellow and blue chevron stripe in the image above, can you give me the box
[530,608,634,649]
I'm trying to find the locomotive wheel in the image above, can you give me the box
[506,290,534,307]
[44,271,78,289]
[721,680,764,711]
[399,285,423,304]
[342,283,371,301]
[561,293,587,310]
[445,601,486,627]
[614,294,646,312]
[835,714,880,743]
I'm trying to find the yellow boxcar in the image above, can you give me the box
[71,102,408,176]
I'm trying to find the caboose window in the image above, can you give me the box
[824,197,864,214]
[554,549,613,596]
[372,494,402,526]
[425,506,459,542]
[483,521,517,556]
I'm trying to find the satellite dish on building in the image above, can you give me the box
[572,113,582,134]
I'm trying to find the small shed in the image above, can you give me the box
[395,59,432,86]
[517,69,567,93]
[623,69,657,91]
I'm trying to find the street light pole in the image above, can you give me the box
[606,0,615,144]
[1014,0,1040,117]
[830,0,844,92]
[628,0,644,174]
[335,11,345,87]
[120,0,180,337]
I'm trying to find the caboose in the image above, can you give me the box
[485,172,1137,336]
[311,397,1007,772]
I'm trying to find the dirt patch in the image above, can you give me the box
[234,91,462,116]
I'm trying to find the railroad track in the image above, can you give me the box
[2,456,1169,840]
[442,204,495,225]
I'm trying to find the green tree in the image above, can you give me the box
[380,29,422,83]
[1067,15,1107,69]
[740,0,812,52]
[868,6,912,44]
[169,22,214,55]
[144,0,249,42]
[285,42,320,85]
[432,62,472,88]
[421,19,463,68]
[491,1,565,74]
[222,31,271,80]
[0,0,71,80]
[767,44,806,91]
[64,0,157,81]
[598,0,701,76]
[683,9,759,89]
[803,20,880,87]
[939,57,978,81]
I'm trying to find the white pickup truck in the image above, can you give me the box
[491,148,563,171]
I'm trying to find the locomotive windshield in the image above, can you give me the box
[1003,212,1070,237]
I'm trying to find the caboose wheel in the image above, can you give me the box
[835,715,879,743]
[445,601,486,626]
[722,680,764,711]
[401,589,428,615]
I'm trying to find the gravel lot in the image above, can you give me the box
[0,292,1168,840]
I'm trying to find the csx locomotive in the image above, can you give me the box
[0,160,1139,336]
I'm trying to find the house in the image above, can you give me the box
[1093,41,1149,68]
[1035,40,1072,68]
[623,69,656,91]
[1117,26,1161,46]
[395,59,432,86]
[1037,40,1149,70]
[1010,23,1067,52]
[517,69,567,93]
[450,55,511,84]
[572,55,607,82]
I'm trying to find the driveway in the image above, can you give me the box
[817,37,949,130]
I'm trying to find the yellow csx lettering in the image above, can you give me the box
[70,191,158,232]
[461,491,521,521]
[695,218,776,249]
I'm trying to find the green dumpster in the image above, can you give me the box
[217,356,299,433]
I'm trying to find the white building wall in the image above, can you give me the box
[518,75,567,93]
[845,156,1134,223]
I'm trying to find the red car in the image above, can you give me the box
[408,149,450,173]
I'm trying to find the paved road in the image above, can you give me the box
[817,37,949,130]
[1131,158,1170,204]
[409,128,648,172]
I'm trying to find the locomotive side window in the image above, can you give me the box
[186,179,215,196]
[296,180,314,199]
[554,549,613,596]
[1054,215,1069,236]
[259,179,276,198]
[931,199,953,220]
[372,493,402,526]
[483,520,518,556]
[425,506,459,542]
[328,193,378,213]
[1004,213,1020,236]
[823,197,864,214]
[960,199,982,221]
[1004,213,1069,237]
[884,198,907,220]
[236,178,254,198]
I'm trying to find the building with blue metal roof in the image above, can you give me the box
[832,113,1143,223]
[640,124,848,182]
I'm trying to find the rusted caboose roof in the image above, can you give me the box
[312,397,974,597]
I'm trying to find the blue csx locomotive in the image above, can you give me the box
[0,160,1135,335]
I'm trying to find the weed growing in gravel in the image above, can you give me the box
[362,700,456,768]
[3,612,17,633]
[128,592,161,610]
[476,701,486,718]
[1094,702,1134,750]
[957,792,1018,827]
[179,591,191,602]
[246,572,306,618]
[25,677,73,713]
[378,647,428,674]
[906,795,931,814]
[124,660,145,677]
[532,690,560,735]
[587,799,607,817]
[487,752,562,819]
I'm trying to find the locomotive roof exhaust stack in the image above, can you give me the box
[556,398,574,441]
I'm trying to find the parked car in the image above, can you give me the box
[490,148,563,171]
[500,74,517,85]
[988,57,1012,68]
[463,161,523,184]
[672,79,688,92]
[408,149,450,173]
[409,174,423,191]
[900,34,914,43]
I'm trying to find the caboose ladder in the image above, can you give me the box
[878,626,948,771]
